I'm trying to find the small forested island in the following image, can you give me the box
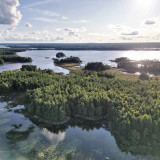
[0,49,32,64]
[111,57,160,75]
[53,56,82,65]
[56,52,66,58]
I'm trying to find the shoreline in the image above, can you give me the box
[30,114,108,126]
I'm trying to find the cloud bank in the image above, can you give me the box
[0,0,22,25]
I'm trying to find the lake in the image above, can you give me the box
[1,50,160,73]
[0,93,158,160]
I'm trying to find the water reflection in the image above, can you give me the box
[42,129,66,144]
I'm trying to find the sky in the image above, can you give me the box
[0,0,160,43]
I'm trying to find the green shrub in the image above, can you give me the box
[139,73,150,80]
[0,59,4,64]
[97,72,115,78]
[85,62,111,71]
[21,65,37,71]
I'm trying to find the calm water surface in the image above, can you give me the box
[0,94,158,160]
[1,50,160,73]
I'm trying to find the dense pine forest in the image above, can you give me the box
[0,66,160,133]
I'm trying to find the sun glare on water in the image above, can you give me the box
[121,51,160,61]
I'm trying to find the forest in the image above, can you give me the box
[0,49,32,64]
[0,66,160,134]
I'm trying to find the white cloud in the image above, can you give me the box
[55,36,64,41]
[34,9,60,17]
[68,32,79,36]
[7,28,16,31]
[107,24,130,31]
[32,9,67,22]
[121,31,139,36]
[120,36,132,41]
[23,0,54,8]
[74,19,88,24]
[64,27,87,33]
[0,0,22,25]
[33,17,55,23]
[87,33,105,36]
[25,23,33,28]
[62,16,68,20]
[107,24,139,37]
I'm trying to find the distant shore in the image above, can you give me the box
[2,42,160,51]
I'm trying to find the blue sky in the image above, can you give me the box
[0,0,160,42]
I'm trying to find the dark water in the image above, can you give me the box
[0,93,159,160]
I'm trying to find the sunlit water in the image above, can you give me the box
[0,95,157,160]
[1,50,160,74]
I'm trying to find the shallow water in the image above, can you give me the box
[1,50,160,74]
[0,94,159,160]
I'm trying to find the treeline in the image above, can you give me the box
[0,55,32,64]
[1,68,160,132]
[0,48,32,65]
[0,48,26,55]
[85,62,111,71]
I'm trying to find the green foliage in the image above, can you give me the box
[85,62,111,71]
[0,48,26,55]
[118,60,137,73]
[0,70,160,129]
[0,58,4,64]
[21,65,37,71]
[111,57,129,63]
[0,55,32,64]
[97,72,115,78]
[53,56,82,64]
[56,52,66,58]
[139,73,150,80]
[112,57,160,75]
[0,49,32,64]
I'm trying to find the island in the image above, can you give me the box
[53,56,82,64]
[111,57,160,75]
[0,48,32,64]
[56,52,66,58]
